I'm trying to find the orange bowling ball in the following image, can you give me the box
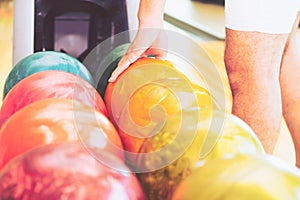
[0,98,124,169]
[0,70,107,127]
[105,58,176,125]
[117,79,217,153]
[105,58,219,153]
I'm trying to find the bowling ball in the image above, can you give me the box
[0,142,145,200]
[105,57,218,126]
[117,78,219,153]
[3,51,94,98]
[105,57,175,124]
[130,110,264,200]
[172,154,300,200]
[0,98,124,169]
[0,70,107,127]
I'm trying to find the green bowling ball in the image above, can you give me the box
[3,51,94,98]
[96,43,130,97]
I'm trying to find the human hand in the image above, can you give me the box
[108,24,168,82]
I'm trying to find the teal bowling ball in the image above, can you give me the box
[3,51,94,98]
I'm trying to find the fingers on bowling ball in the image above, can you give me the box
[0,142,145,200]
[104,57,217,125]
[0,70,107,127]
[3,51,94,98]
[0,98,124,169]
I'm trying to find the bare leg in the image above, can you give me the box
[224,29,288,153]
[280,12,300,168]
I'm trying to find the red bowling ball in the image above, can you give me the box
[0,70,107,127]
[0,142,145,200]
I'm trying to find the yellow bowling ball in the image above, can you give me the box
[130,110,265,200]
[172,154,300,200]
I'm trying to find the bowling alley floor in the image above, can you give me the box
[0,0,297,166]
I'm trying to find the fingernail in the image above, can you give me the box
[108,72,115,82]
[108,76,115,82]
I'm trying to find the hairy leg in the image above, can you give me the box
[224,29,288,153]
[280,12,300,167]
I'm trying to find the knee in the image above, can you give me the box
[224,59,279,98]
[224,29,286,96]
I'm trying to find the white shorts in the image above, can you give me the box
[225,0,300,34]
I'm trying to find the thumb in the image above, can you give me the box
[108,46,147,82]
